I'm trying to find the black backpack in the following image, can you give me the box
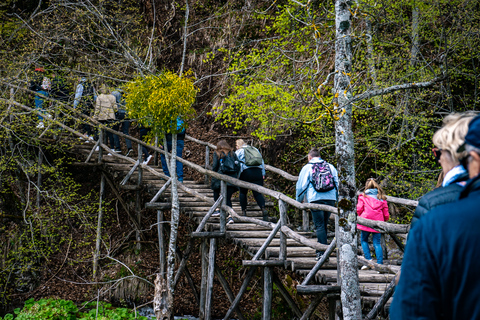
[219,152,240,174]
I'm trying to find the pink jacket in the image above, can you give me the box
[356,194,389,233]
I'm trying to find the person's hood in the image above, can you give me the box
[362,193,385,210]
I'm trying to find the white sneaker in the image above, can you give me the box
[36,122,44,129]
[95,146,100,152]
[211,210,221,217]
[107,153,112,156]
[361,265,370,270]
[143,155,153,165]
[227,217,234,224]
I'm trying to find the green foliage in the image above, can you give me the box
[0,299,147,320]
[125,71,198,137]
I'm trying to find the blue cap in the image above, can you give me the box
[458,115,480,152]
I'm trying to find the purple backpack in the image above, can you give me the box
[310,161,336,192]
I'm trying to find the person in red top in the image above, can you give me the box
[357,178,389,267]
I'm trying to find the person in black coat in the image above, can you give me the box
[411,112,476,227]
[211,140,240,209]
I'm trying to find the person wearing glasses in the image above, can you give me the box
[411,111,477,228]
[391,115,480,319]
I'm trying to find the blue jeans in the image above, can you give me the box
[361,231,383,264]
[311,199,336,251]
[160,138,184,182]
[35,90,48,120]
[112,111,132,150]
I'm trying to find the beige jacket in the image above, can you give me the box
[94,94,116,121]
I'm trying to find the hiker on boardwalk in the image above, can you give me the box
[29,67,51,129]
[160,117,186,182]
[357,178,389,267]
[73,77,96,140]
[296,148,338,261]
[411,111,477,227]
[111,89,133,156]
[93,84,117,153]
[235,139,268,221]
[211,140,240,217]
[391,115,480,319]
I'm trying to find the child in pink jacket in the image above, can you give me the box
[357,178,389,267]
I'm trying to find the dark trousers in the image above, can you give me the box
[112,111,132,150]
[311,199,336,251]
[213,186,238,208]
[98,120,114,148]
[239,167,265,211]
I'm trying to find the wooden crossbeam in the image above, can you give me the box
[120,160,140,185]
[302,239,337,286]
[296,285,341,295]
[149,178,171,203]
[191,232,225,238]
[242,260,292,269]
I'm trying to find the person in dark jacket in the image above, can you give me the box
[390,115,480,320]
[211,140,239,210]
[411,111,476,227]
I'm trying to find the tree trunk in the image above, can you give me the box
[165,133,179,318]
[334,0,361,318]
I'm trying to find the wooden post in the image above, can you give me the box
[205,238,217,320]
[136,143,142,251]
[220,180,227,233]
[36,147,43,208]
[334,215,341,320]
[263,267,273,320]
[158,210,165,273]
[381,234,388,261]
[279,199,287,261]
[93,172,105,278]
[98,129,103,162]
[302,209,309,232]
[205,145,210,185]
[154,135,159,166]
[199,239,208,320]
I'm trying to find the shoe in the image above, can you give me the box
[262,207,268,222]
[361,259,373,270]
[212,210,221,217]
[143,155,153,165]
[241,210,247,217]
[315,252,329,262]
[36,122,44,129]
[95,146,100,152]
[113,149,122,153]
[227,217,234,224]
[107,153,112,156]
[126,149,133,157]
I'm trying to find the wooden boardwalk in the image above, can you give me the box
[70,139,400,315]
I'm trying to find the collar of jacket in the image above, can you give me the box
[459,174,480,199]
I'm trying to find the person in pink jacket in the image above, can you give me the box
[357,178,389,267]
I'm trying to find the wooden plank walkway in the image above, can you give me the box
[70,141,399,311]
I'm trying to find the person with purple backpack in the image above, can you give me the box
[296,148,339,261]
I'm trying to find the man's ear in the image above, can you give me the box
[470,151,480,162]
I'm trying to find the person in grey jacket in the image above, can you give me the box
[411,112,476,228]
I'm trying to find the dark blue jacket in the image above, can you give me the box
[390,175,480,320]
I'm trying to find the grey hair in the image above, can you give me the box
[465,143,480,155]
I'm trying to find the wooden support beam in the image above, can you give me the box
[205,238,217,320]
[300,294,324,320]
[195,196,223,233]
[149,178,171,203]
[199,239,207,320]
[102,173,142,231]
[135,143,142,251]
[263,267,272,320]
[158,210,165,275]
[191,232,225,238]
[390,233,405,252]
[296,285,341,295]
[302,209,309,232]
[93,172,105,278]
[242,260,292,268]
[365,273,398,320]
[279,200,287,261]
[145,203,172,210]
[120,160,140,185]
[302,239,337,286]
[174,241,200,306]
[271,271,303,319]
[252,222,282,260]
[85,139,101,163]
[220,180,226,233]
[212,261,247,320]
[120,184,143,191]
[222,266,258,320]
